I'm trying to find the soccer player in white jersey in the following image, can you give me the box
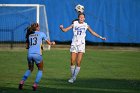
[60,13,106,83]
[18,23,55,91]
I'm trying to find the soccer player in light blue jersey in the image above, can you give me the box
[19,23,55,91]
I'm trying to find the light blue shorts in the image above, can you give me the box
[27,54,43,64]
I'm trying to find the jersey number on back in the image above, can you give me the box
[30,37,37,46]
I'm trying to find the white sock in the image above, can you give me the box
[70,65,75,76]
[73,66,80,80]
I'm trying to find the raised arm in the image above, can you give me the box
[87,26,106,40]
[60,24,73,32]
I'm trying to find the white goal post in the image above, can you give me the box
[0,4,50,50]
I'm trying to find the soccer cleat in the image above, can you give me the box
[68,77,76,83]
[18,80,24,90]
[32,83,38,91]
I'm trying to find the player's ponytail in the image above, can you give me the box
[25,23,39,39]
[31,23,39,31]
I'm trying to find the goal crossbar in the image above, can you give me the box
[0,4,44,7]
[0,4,45,23]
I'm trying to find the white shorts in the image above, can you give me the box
[70,44,85,53]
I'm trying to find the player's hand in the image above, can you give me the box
[102,37,106,40]
[60,25,64,29]
[51,41,56,45]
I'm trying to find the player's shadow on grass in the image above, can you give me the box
[44,78,140,93]
[0,78,140,93]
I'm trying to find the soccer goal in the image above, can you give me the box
[0,4,50,50]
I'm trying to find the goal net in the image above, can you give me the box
[0,4,50,50]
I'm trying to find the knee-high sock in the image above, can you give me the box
[22,70,31,81]
[73,66,80,79]
[70,65,75,76]
[35,70,42,84]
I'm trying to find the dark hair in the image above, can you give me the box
[25,23,39,43]
[30,23,39,31]
[78,13,85,18]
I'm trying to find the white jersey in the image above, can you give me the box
[72,21,88,45]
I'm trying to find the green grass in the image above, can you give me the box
[0,49,140,93]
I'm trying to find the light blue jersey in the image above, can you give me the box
[28,31,48,55]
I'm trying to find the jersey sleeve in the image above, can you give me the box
[86,23,88,29]
[41,32,48,41]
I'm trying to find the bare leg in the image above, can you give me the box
[76,52,83,67]
[71,52,77,66]
[70,52,77,76]
[68,52,84,83]
[73,52,83,79]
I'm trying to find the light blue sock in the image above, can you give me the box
[35,70,43,84]
[22,70,31,81]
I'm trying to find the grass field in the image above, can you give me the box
[0,48,140,93]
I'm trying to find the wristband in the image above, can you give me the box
[99,36,103,39]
